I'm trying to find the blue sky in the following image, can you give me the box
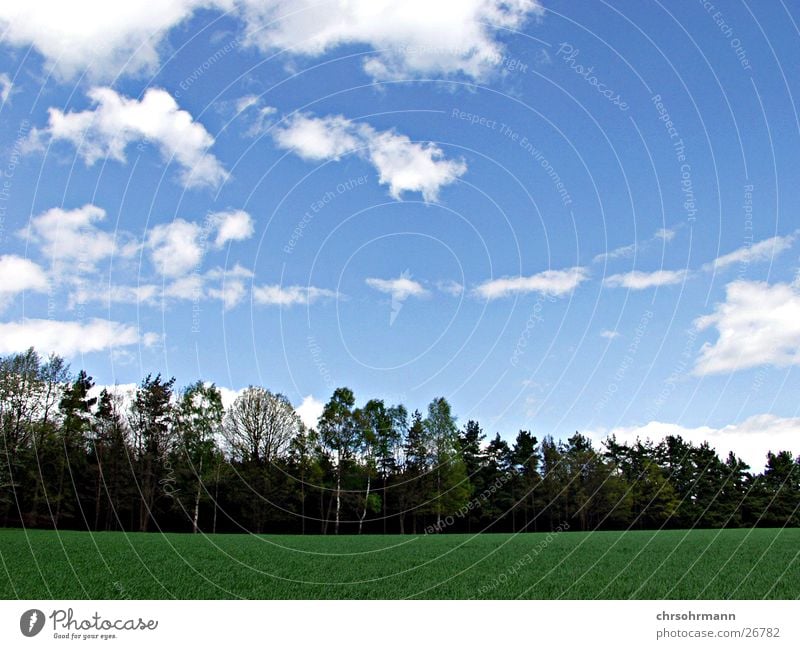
[0,0,799,469]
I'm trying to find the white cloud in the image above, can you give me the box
[205,264,253,309]
[1,1,541,82]
[594,227,678,264]
[0,0,221,80]
[70,264,253,309]
[587,414,800,473]
[32,87,228,189]
[295,394,324,429]
[69,282,159,308]
[24,204,135,271]
[273,112,466,201]
[0,318,140,356]
[164,275,205,301]
[704,233,796,272]
[437,280,464,297]
[142,331,164,348]
[253,284,337,306]
[0,255,49,308]
[273,113,362,161]
[147,219,203,278]
[205,263,253,281]
[234,97,278,136]
[235,95,260,113]
[0,72,11,103]
[239,0,542,80]
[474,266,589,300]
[369,128,467,202]
[654,228,676,242]
[208,280,247,310]
[604,269,687,290]
[209,209,254,248]
[218,385,246,411]
[694,280,800,375]
[600,330,619,340]
[594,242,635,264]
[147,213,253,278]
[366,274,428,301]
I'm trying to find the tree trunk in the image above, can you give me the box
[212,460,220,534]
[335,459,342,535]
[192,456,203,534]
[358,470,371,534]
[436,463,442,527]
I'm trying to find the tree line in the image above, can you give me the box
[1,348,798,535]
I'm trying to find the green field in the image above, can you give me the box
[1,528,798,599]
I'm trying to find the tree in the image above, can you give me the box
[173,382,224,533]
[318,388,358,534]
[223,387,300,533]
[399,410,427,534]
[459,420,486,531]
[223,387,298,464]
[511,430,540,531]
[54,370,96,526]
[129,374,176,532]
[91,388,132,531]
[423,397,470,528]
[759,451,800,526]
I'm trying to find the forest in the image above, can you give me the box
[1,347,798,535]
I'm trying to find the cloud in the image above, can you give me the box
[694,280,800,375]
[0,73,11,103]
[235,95,260,113]
[147,219,204,278]
[0,0,220,80]
[594,227,677,264]
[437,280,464,297]
[0,255,49,308]
[273,112,466,201]
[217,386,246,411]
[208,209,254,248]
[1,1,541,82]
[274,113,360,161]
[205,264,253,309]
[24,204,136,271]
[142,332,164,348]
[604,269,687,290]
[474,266,589,300]
[295,394,324,429]
[366,274,429,301]
[208,280,247,310]
[253,284,337,306]
[32,87,228,189]
[586,414,800,473]
[70,264,253,309]
[234,97,278,136]
[600,330,619,340]
[68,282,159,308]
[703,233,796,272]
[594,242,636,264]
[0,318,140,356]
[239,0,542,80]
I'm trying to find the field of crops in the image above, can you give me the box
[1,528,797,599]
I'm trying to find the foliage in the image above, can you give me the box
[1,347,799,535]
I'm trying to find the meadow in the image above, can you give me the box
[1,528,798,599]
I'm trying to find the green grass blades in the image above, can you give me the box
[1,528,798,599]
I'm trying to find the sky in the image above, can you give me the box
[0,0,799,471]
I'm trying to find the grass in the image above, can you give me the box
[1,527,798,599]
